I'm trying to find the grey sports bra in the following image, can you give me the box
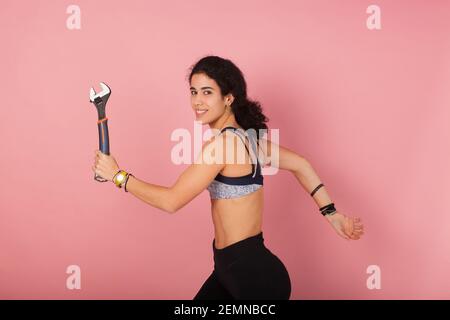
[207,126,264,200]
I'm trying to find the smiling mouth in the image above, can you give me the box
[195,109,208,115]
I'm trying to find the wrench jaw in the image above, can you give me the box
[89,88,96,102]
[89,82,111,120]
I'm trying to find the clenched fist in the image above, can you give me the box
[92,150,120,182]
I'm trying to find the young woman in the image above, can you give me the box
[92,55,364,300]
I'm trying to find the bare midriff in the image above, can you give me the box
[211,186,264,250]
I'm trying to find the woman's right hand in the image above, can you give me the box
[325,211,364,241]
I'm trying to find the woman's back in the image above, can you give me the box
[209,127,266,249]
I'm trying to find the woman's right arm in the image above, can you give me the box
[259,138,333,208]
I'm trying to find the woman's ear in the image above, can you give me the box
[226,94,235,106]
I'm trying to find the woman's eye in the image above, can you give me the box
[190,91,211,95]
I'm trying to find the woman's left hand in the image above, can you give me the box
[92,150,120,182]
[325,211,364,240]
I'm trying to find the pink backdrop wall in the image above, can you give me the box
[1,0,449,299]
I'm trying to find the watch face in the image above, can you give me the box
[117,174,125,182]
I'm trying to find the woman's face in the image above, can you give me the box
[190,72,230,124]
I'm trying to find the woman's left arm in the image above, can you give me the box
[92,134,226,214]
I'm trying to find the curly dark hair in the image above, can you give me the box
[187,55,269,139]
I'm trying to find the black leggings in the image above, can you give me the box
[193,232,291,300]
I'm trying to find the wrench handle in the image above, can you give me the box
[95,117,110,182]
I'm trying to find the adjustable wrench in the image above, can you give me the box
[89,82,111,182]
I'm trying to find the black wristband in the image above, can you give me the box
[310,183,324,197]
[319,202,336,216]
[124,173,134,192]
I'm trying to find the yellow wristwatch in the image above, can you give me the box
[113,170,129,188]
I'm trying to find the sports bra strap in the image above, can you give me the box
[219,127,261,178]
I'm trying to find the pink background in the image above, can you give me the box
[1,0,449,299]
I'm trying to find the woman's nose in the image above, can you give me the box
[193,99,204,107]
